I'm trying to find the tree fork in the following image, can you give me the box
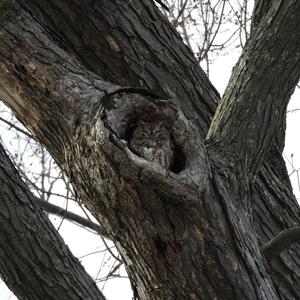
[0,0,300,299]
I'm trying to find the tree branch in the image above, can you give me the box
[0,143,105,300]
[251,0,273,30]
[261,227,300,262]
[175,0,188,23]
[207,1,300,176]
[153,0,170,12]
[0,115,35,140]
[1,0,300,298]
[36,198,110,239]
[22,0,219,135]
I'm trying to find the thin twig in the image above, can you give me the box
[0,116,35,140]
[36,198,110,238]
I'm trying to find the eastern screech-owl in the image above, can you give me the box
[130,120,174,170]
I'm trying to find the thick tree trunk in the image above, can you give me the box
[0,0,300,299]
[0,144,105,300]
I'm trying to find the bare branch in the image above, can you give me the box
[0,142,106,300]
[199,0,226,62]
[207,1,300,176]
[153,0,170,11]
[261,227,300,262]
[174,0,188,23]
[37,198,110,239]
[251,0,272,30]
[0,115,35,140]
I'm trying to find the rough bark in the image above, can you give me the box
[0,0,300,299]
[207,0,300,175]
[15,1,300,298]
[0,144,105,300]
[20,0,220,134]
[261,227,300,262]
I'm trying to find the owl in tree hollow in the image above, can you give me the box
[129,120,174,170]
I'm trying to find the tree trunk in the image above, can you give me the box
[0,0,300,299]
[0,144,105,300]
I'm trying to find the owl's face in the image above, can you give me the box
[132,121,170,147]
[129,120,174,170]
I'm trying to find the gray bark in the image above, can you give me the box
[0,144,105,300]
[261,227,300,262]
[0,0,300,299]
